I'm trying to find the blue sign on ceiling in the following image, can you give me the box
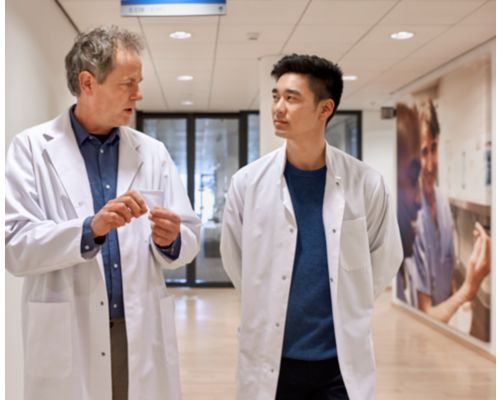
[121,0,226,17]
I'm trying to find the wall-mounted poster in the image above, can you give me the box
[395,54,492,343]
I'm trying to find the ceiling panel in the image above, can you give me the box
[218,24,294,44]
[58,0,495,112]
[408,24,495,61]
[301,1,397,25]
[460,0,496,25]
[222,1,308,25]
[142,23,218,44]
[216,42,282,59]
[286,24,371,45]
[381,0,487,25]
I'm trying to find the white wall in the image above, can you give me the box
[361,111,397,200]
[5,0,76,398]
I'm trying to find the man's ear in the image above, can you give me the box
[79,71,95,95]
[320,99,335,122]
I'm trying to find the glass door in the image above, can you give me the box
[194,117,239,284]
[142,117,189,284]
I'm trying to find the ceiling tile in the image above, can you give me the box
[381,0,487,25]
[218,24,294,44]
[301,1,397,25]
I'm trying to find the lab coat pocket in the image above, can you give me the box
[26,302,72,378]
[139,189,165,210]
[340,217,371,271]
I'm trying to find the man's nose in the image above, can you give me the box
[132,88,143,101]
[274,98,285,114]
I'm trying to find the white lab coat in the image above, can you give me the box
[220,144,403,400]
[5,110,200,400]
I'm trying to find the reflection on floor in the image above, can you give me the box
[171,287,495,400]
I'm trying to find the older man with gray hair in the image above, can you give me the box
[5,25,200,400]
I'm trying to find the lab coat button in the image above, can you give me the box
[330,278,333,283]
[332,228,336,233]
[289,227,294,233]
[101,352,106,357]
[282,275,287,280]
[270,368,275,373]
[275,322,280,328]
[100,301,104,306]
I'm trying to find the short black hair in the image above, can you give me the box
[271,54,344,124]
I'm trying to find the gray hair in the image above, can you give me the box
[65,25,144,96]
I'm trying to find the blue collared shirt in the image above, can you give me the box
[71,107,182,319]
[70,106,125,319]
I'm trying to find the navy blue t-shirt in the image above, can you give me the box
[282,161,337,360]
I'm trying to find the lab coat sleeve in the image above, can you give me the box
[5,135,89,277]
[150,147,201,269]
[220,176,244,291]
[366,175,404,299]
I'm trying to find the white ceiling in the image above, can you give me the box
[58,0,496,112]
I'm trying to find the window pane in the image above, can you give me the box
[247,113,260,163]
[325,114,360,159]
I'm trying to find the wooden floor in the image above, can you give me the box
[171,287,495,400]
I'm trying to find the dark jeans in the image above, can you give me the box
[110,318,128,400]
[276,357,349,400]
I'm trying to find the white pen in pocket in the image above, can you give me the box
[139,190,164,211]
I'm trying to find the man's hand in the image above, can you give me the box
[91,191,148,237]
[149,207,181,247]
[463,222,491,301]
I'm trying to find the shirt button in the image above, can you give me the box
[84,245,90,250]
[100,149,104,154]
[113,304,118,309]
[105,184,111,190]
[113,263,118,269]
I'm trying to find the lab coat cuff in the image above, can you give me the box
[81,216,103,259]
[154,233,182,261]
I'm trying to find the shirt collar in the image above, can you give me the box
[69,104,120,146]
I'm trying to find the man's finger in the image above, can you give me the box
[150,207,181,223]
[128,191,148,213]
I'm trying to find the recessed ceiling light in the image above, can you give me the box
[170,31,192,40]
[343,75,358,81]
[177,75,194,81]
[390,31,414,40]
[181,100,194,106]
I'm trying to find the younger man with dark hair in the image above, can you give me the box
[221,54,403,400]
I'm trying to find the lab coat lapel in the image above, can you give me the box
[44,113,94,219]
[277,145,296,225]
[116,127,143,195]
[323,145,346,301]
